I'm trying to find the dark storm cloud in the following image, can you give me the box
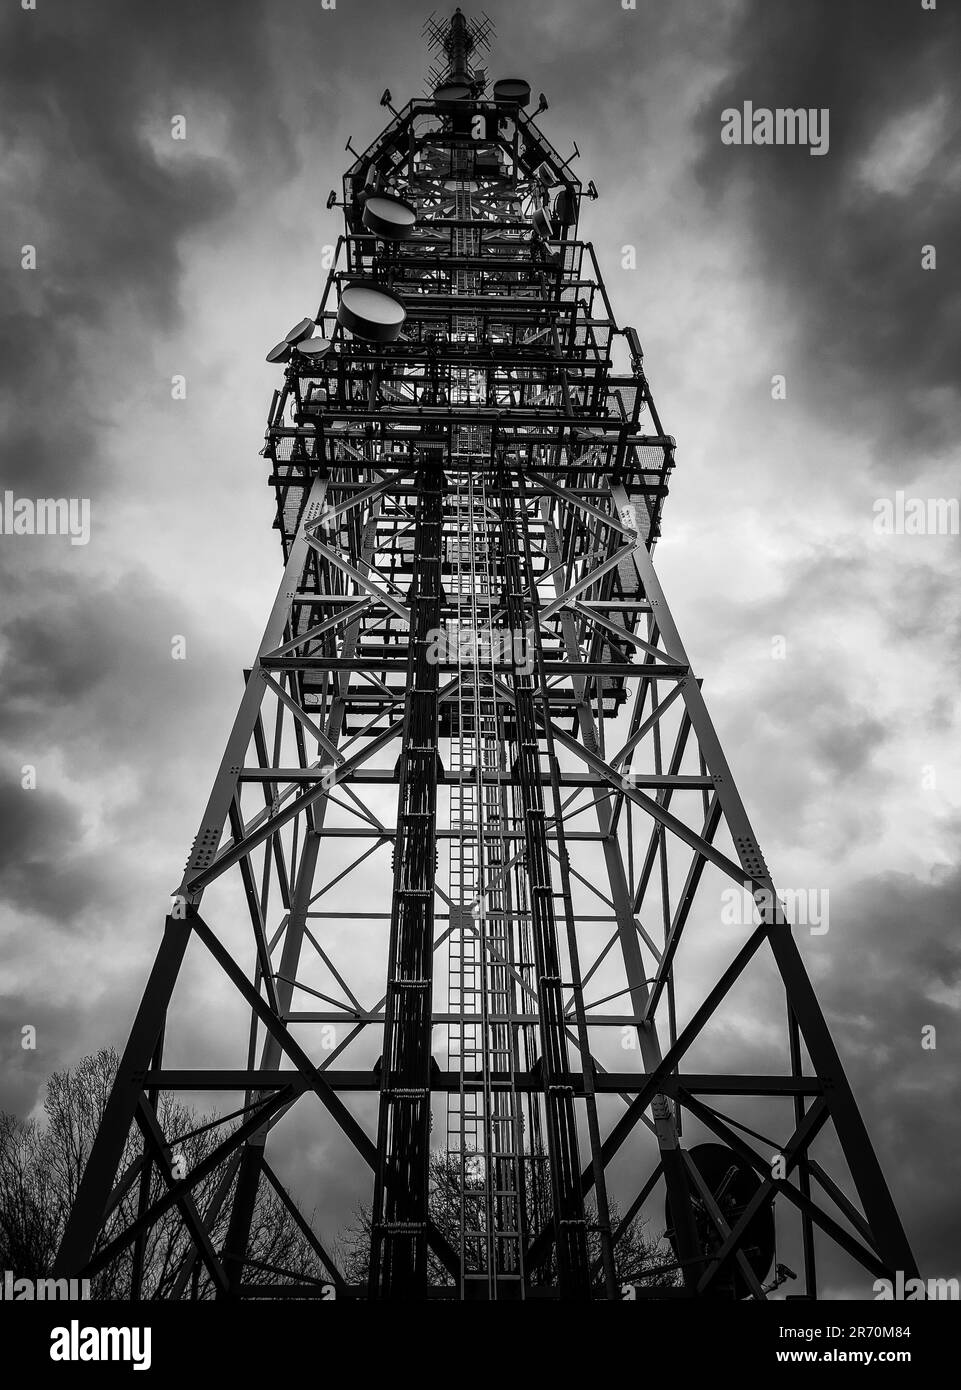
[693,534,960,856]
[693,0,961,464]
[811,705,888,778]
[0,0,301,951]
[0,0,295,496]
[0,563,240,780]
[0,567,240,932]
[816,859,961,1282]
[0,565,219,717]
[0,778,101,921]
[0,995,87,1118]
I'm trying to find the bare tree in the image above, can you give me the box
[0,1049,328,1299]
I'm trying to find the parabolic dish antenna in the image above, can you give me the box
[362,195,417,240]
[492,77,531,106]
[433,81,472,102]
[284,317,315,345]
[296,337,333,358]
[664,1143,776,1299]
[337,283,407,343]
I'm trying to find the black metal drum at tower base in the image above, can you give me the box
[664,1143,776,1298]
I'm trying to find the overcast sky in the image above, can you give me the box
[1,0,959,1297]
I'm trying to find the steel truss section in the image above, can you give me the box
[55,11,916,1302]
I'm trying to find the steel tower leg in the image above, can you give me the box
[619,492,918,1285]
[56,479,331,1280]
[369,467,445,1298]
[496,466,592,1298]
[534,498,704,1293]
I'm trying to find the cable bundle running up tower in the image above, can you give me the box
[56,9,916,1302]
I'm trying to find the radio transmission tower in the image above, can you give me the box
[56,8,916,1301]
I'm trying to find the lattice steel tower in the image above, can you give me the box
[57,9,917,1301]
